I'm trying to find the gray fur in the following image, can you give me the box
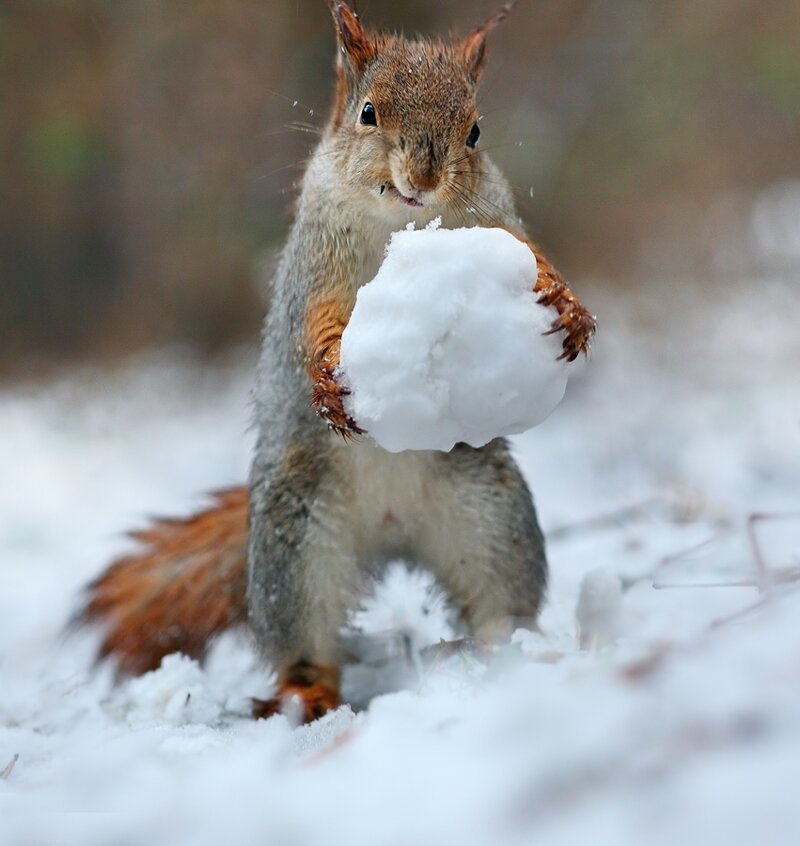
[247,27,546,678]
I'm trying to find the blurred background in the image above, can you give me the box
[1,0,799,377]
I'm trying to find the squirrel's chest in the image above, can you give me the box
[338,442,444,551]
[348,219,400,287]
[344,206,441,290]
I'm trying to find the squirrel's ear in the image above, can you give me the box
[462,1,517,80]
[326,0,375,73]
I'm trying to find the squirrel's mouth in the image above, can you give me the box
[381,182,423,208]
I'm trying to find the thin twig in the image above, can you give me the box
[547,497,665,542]
[746,511,800,593]
[653,532,733,589]
[0,753,19,781]
[654,579,762,590]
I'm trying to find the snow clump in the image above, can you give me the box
[575,567,623,651]
[339,224,569,452]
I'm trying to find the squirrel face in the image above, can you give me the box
[347,45,480,210]
[325,1,515,215]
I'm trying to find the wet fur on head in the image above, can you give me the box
[324,1,517,213]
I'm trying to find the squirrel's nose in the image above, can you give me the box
[406,134,442,193]
[408,170,439,193]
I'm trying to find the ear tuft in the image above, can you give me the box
[326,0,375,71]
[462,1,517,79]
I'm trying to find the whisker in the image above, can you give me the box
[285,121,323,135]
[262,87,319,117]
[447,182,496,226]
[261,122,323,138]
[456,187,513,228]
[442,184,471,228]
[448,185,499,225]
[450,170,521,192]
[255,144,343,181]
[253,157,313,182]
[446,142,515,169]
[450,180,517,225]
[447,150,479,169]
[441,183,474,225]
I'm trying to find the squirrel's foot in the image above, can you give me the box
[252,681,340,724]
[537,281,596,362]
[311,360,364,439]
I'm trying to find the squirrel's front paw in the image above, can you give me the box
[311,360,364,438]
[252,681,340,724]
[537,282,596,362]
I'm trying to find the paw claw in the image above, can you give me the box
[311,360,364,436]
[540,302,595,362]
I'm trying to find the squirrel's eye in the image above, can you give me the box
[466,123,480,148]
[360,102,377,126]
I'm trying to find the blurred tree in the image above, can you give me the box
[1,0,798,375]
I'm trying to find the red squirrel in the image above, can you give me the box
[80,1,595,723]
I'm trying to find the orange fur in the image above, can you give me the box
[252,662,341,722]
[80,487,343,726]
[251,682,341,722]
[514,234,596,362]
[326,0,377,71]
[462,1,518,78]
[79,487,248,676]
[305,296,363,437]
[304,297,348,367]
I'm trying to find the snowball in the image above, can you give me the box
[339,225,568,453]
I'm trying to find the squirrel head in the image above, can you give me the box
[324,1,515,214]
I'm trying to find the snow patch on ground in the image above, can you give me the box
[1,277,800,844]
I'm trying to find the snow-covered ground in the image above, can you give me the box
[1,272,799,845]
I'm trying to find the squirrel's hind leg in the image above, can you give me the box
[247,439,359,723]
[420,441,548,641]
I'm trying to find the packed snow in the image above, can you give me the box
[2,270,800,845]
[340,222,568,452]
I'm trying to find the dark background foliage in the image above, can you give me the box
[2,0,798,375]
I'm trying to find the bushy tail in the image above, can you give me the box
[79,486,249,676]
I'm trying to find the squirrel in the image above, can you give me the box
[79,0,595,723]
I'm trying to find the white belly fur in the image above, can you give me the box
[339,439,447,564]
